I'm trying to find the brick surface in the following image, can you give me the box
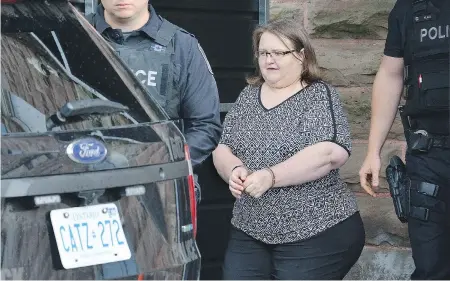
[270,0,396,39]
[271,0,396,38]
[337,87,405,140]
[313,39,384,87]
[345,246,414,280]
[340,140,406,192]
[270,1,306,24]
[356,195,410,247]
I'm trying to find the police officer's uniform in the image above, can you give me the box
[385,0,450,279]
[86,4,222,171]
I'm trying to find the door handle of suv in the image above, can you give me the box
[46,99,129,130]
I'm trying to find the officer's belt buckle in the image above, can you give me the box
[411,130,433,152]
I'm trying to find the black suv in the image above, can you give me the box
[1,0,200,279]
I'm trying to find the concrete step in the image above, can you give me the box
[345,245,414,280]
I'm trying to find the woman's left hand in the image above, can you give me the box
[243,169,273,198]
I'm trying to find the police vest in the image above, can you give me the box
[85,14,181,121]
[403,0,449,132]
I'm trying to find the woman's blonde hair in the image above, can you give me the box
[246,18,322,86]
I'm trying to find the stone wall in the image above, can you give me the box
[270,0,413,279]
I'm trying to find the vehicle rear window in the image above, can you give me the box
[1,3,167,135]
[1,32,130,134]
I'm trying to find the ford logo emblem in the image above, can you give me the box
[66,138,108,164]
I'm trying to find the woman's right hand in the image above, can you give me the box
[229,166,249,199]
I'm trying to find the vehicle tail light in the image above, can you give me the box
[184,144,197,238]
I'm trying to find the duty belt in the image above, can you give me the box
[399,105,450,152]
[406,130,450,152]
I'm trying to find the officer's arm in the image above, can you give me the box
[368,56,404,155]
[180,39,222,167]
[367,0,406,156]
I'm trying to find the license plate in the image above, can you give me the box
[50,203,132,269]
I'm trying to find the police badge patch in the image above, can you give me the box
[197,43,214,75]
[151,43,166,52]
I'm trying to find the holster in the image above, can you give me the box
[386,155,409,223]
[385,156,445,224]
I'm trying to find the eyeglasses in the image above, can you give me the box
[256,50,296,59]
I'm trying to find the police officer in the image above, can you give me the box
[359,0,450,279]
[85,0,222,175]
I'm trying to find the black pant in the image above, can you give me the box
[405,148,450,280]
[222,212,365,280]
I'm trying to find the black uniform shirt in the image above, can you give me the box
[384,0,446,65]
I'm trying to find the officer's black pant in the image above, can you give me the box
[222,212,365,280]
[405,147,450,280]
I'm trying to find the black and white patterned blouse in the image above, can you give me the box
[219,80,359,244]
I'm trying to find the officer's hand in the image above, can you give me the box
[229,166,249,199]
[359,154,380,197]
